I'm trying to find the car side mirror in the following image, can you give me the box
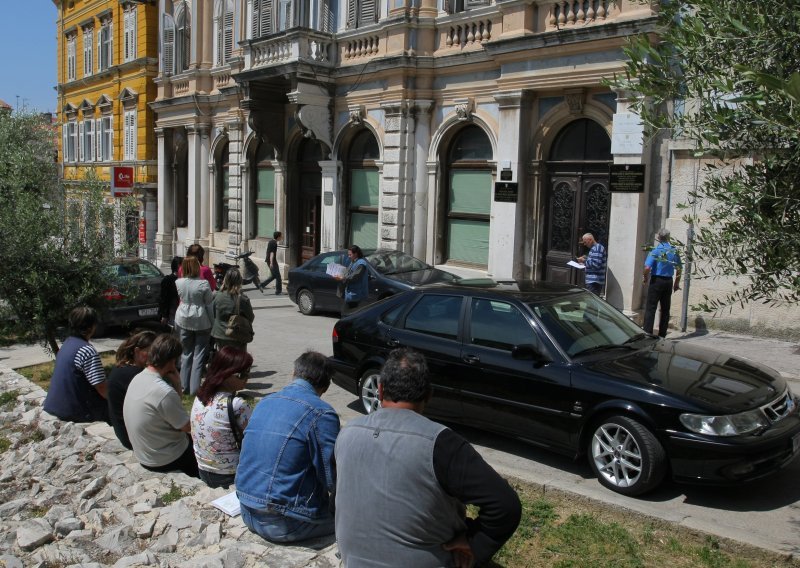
[512,344,551,366]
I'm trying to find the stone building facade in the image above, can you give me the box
[155,0,800,334]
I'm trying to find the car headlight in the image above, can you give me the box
[679,408,770,437]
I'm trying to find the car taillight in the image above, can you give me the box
[332,326,339,344]
[103,288,124,301]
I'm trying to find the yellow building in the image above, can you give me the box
[54,0,159,258]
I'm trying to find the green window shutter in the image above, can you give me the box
[256,168,274,201]
[447,218,489,265]
[350,212,378,250]
[256,204,274,238]
[350,169,379,207]
[449,170,491,215]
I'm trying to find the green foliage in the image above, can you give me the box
[0,390,20,406]
[0,111,138,351]
[610,1,800,309]
[160,480,191,505]
[0,437,10,453]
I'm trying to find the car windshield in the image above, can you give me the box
[528,292,648,358]
[108,261,162,280]
[367,251,429,275]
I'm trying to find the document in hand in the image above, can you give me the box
[210,491,241,516]
[326,262,347,279]
[567,260,585,269]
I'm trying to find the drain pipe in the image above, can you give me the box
[680,223,693,332]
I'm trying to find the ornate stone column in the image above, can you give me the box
[319,160,342,252]
[412,100,434,261]
[606,90,649,313]
[491,90,529,280]
[155,127,174,268]
[379,100,416,251]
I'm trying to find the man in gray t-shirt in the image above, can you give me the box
[123,334,199,478]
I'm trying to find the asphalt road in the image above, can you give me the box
[241,288,800,556]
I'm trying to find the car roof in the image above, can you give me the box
[416,279,587,303]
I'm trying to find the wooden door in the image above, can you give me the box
[300,193,321,263]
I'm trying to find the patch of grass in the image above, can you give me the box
[161,480,191,505]
[29,505,48,517]
[16,352,116,391]
[0,389,20,406]
[0,437,10,453]
[28,430,45,443]
[489,481,799,568]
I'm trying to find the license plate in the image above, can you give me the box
[793,433,800,454]
[138,307,158,317]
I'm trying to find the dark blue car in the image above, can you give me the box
[287,249,459,316]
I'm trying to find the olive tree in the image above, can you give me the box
[0,111,136,353]
[612,0,800,309]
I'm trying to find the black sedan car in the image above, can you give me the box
[287,249,459,315]
[97,258,164,334]
[329,281,800,496]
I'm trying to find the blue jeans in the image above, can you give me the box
[241,504,335,544]
[178,326,210,395]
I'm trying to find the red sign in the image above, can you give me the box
[111,166,135,197]
[138,218,146,244]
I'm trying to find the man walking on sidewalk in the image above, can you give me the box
[643,228,682,338]
[260,231,283,295]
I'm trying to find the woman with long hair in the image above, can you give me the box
[341,245,370,315]
[211,267,255,351]
[107,330,157,449]
[191,346,254,489]
[175,256,213,395]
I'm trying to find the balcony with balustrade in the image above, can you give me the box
[244,29,335,71]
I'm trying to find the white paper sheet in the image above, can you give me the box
[326,262,347,279]
[567,260,585,269]
[210,491,241,516]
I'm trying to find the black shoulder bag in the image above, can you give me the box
[227,395,243,450]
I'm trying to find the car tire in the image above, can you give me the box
[297,289,316,315]
[587,415,666,496]
[358,368,381,414]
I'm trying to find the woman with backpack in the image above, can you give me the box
[211,268,255,351]
[191,346,254,489]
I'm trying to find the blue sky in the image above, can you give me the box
[0,1,58,113]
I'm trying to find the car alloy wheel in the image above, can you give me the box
[588,415,666,496]
[359,369,381,414]
[298,289,316,315]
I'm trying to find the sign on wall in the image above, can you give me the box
[610,112,644,154]
[111,166,135,197]
[609,164,646,193]
[494,182,518,203]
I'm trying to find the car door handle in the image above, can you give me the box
[387,338,401,347]
[462,354,480,364]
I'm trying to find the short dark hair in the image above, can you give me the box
[273,231,282,239]
[186,243,205,262]
[147,334,183,368]
[293,351,332,391]
[198,346,253,405]
[170,256,183,274]
[69,306,98,338]
[348,245,364,259]
[380,348,430,404]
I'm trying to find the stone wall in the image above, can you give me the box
[0,365,338,567]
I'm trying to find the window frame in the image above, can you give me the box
[66,34,77,81]
[216,142,231,231]
[97,114,113,162]
[98,18,113,71]
[123,109,137,161]
[82,26,93,77]
[123,6,137,62]
[82,117,96,162]
[214,0,234,67]
[175,4,191,73]
[251,142,276,239]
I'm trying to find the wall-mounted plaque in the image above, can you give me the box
[494,182,518,203]
[609,164,645,193]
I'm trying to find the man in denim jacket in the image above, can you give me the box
[236,351,339,543]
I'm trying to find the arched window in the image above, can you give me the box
[216,142,230,231]
[444,125,493,266]
[346,130,380,249]
[251,142,276,238]
[214,0,234,67]
[175,3,191,73]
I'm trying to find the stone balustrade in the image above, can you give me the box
[249,32,334,69]
[172,79,189,96]
[546,0,612,29]
[445,18,492,50]
[342,35,381,60]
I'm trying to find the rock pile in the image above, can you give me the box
[0,366,338,568]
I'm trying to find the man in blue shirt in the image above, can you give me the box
[642,228,682,337]
[236,351,339,543]
[577,232,607,295]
